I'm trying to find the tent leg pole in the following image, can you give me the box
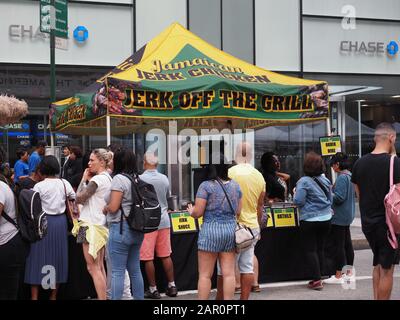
[326,117,336,184]
[106,115,111,147]
[326,117,331,136]
[358,100,362,159]
[50,131,54,148]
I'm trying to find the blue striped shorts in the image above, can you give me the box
[197,221,236,252]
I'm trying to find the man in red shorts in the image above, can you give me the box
[140,152,177,299]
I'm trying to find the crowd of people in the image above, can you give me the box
[0,122,399,300]
[0,143,178,300]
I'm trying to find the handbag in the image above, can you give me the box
[216,179,255,253]
[61,179,79,230]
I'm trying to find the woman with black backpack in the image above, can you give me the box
[103,148,144,300]
[0,146,29,300]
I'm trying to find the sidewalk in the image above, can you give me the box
[350,202,369,250]
[161,250,400,300]
[350,217,369,250]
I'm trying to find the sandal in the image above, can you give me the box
[251,285,261,292]
[234,287,241,294]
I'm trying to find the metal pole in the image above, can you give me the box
[326,117,336,184]
[326,117,331,135]
[358,100,362,158]
[299,0,303,78]
[49,0,56,149]
[106,115,111,146]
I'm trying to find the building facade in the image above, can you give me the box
[1,0,400,203]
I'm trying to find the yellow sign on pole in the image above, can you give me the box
[170,211,198,234]
[320,135,342,157]
[272,207,299,228]
[263,206,274,228]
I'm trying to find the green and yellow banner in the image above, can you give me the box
[50,23,329,134]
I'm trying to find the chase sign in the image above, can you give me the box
[340,40,399,56]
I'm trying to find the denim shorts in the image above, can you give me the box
[217,227,260,275]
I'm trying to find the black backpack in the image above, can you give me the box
[3,189,48,243]
[119,173,161,234]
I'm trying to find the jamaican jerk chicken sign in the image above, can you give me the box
[51,23,329,133]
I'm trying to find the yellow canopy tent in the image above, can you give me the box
[50,23,329,139]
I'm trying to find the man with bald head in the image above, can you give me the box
[227,141,266,300]
[352,122,400,300]
[139,152,177,299]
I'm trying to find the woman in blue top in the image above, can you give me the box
[13,149,30,183]
[188,153,242,300]
[293,151,332,290]
[324,152,355,284]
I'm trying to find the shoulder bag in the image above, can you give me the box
[216,179,254,253]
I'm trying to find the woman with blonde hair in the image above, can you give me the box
[74,148,113,300]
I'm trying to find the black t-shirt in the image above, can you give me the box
[352,153,400,232]
[263,173,285,202]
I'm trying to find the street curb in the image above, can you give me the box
[352,238,370,251]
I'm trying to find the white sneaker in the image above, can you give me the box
[323,275,344,284]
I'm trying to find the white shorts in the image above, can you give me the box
[217,227,260,275]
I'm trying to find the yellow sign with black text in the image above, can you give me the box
[263,206,274,228]
[320,135,342,157]
[272,207,299,228]
[170,211,198,234]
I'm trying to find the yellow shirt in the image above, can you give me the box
[229,163,266,229]
[72,221,109,260]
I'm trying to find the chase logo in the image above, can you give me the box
[73,26,88,42]
[340,40,400,57]
[387,41,399,56]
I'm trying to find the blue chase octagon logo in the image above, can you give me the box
[73,26,89,43]
[387,41,399,56]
